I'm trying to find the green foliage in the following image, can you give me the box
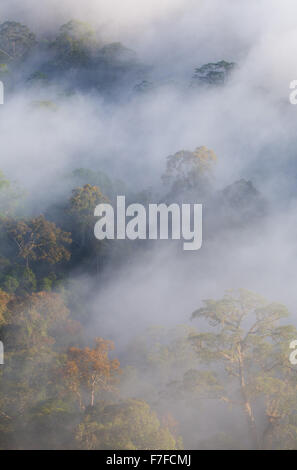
[0,170,24,217]
[0,33,294,451]
[20,267,37,293]
[98,42,137,64]
[162,146,217,195]
[0,288,11,326]
[27,71,49,83]
[2,275,19,294]
[76,399,181,450]
[50,20,97,68]
[0,21,36,62]
[5,215,72,268]
[70,168,114,198]
[59,20,96,46]
[192,60,236,86]
[39,277,53,292]
[0,63,9,74]
[69,184,108,247]
[23,399,78,450]
[191,289,297,449]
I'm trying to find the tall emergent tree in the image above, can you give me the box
[62,338,120,409]
[69,184,108,246]
[51,20,97,67]
[190,289,297,449]
[6,215,72,268]
[162,146,217,196]
[0,22,36,61]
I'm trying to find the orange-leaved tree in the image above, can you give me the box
[6,215,72,268]
[62,338,120,410]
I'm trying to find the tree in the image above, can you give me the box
[192,60,236,86]
[190,289,297,449]
[76,399,182,450]
[218,179,267,226]
[124,326,199,393]
[0,288,11,326]
[0,170,23,217]
[69,184,108,246]
[0,22,36,62]
[6,292,71,351]
[0,291,75,441]
[62,338,120,410]
[162,146,217,196]
[251,369,297,449]
[70,168,114,198]
[98,42,137,64]
[21,398,78,450]
[6,215,72,268]
[59,20,95,43]
[51,20,97,67]
[0,171,9,192]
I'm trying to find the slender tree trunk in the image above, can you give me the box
[75,390,84,411]
[91,382,95,407]
[237,344,259,449]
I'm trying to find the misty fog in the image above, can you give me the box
[1,0,297,451]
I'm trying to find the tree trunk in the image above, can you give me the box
[76,390,84,411]
[91,382,95,407]
[237,344,259,449]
